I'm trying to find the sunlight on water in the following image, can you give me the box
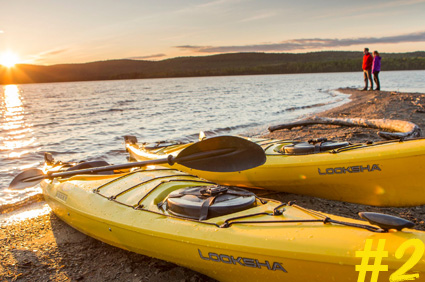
[4,85,22,107]
[2,85,24,131]
[1,85,35,152]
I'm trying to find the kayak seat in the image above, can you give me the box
[163,185,257,220]
[66,161,114,175]
[282,141,349,155]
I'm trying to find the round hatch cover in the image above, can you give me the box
[166,185,256,220]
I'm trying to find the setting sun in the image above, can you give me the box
[0,52,20,67]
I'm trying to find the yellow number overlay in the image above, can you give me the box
[356,238,424,282]
[390,239,424,282]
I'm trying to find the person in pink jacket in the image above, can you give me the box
[372,50,381,91]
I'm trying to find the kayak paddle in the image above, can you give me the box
[9,135,266,190]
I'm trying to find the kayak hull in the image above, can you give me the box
[41,167,425,281]
[125,137,425,206]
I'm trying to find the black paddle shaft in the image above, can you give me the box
[26,147,238,182]
[10,136,266,189]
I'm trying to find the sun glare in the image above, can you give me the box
[0,52,19,67]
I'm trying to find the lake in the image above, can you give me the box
[1,70,424,212]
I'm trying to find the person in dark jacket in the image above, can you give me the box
[372,50,381,90]
[362,48,373,90]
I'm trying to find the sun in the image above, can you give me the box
[0,52,20,67]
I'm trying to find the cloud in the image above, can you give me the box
[30,48,68,63]
[193,0,243,10]
[378,0,425,9]
[41,49,68,56]
[126,54,167,60]
[175,45,201,50]
[176,31,425,53]
[239,12,276,23]
[317,0,425,21]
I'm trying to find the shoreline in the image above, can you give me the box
[2,87,425,281]
[266,87,425,143]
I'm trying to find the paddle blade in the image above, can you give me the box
[175,136,266,172]
[9,168,45,190]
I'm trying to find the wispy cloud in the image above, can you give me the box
[176,31,425,53]
[239,11,276,23]
[193,0,243,10]
[377,0,425,9]
[315,0,425,21]
[30,48,68,63]
[126,54,166,60]
[172,0,243,16]
[42,49,68,56]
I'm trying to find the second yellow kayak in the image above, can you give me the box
[125,136,425,207]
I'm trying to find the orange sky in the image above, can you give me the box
[1,0,425,66]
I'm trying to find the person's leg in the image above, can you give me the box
[373,71,380,90]
[367,70,373,90]
[363,70,368,90]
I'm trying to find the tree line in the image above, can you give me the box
[1,51,424,84]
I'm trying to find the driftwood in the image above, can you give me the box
[268,117,421,140]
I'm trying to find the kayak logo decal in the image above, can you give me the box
[56,191,68,202]
[198,249,287,272]
[318,164,381,175]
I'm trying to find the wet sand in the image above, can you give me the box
[2,87,425,281]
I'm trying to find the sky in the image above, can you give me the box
[1,0,425,65]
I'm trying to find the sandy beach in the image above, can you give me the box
[0,202,214,282]
[2,87,425,281]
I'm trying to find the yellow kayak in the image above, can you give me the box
[124,136,425,207]
[39,161,425,281]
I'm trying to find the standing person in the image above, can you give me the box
[372,50,381,90]
[362,48,373,90]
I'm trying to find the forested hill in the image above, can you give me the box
[1,51,425,84]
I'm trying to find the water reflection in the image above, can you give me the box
[0,85,35,154]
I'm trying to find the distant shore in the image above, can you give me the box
[1,51,424,84]
[2,87,425,281]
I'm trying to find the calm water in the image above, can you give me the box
[1,70,424,212]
